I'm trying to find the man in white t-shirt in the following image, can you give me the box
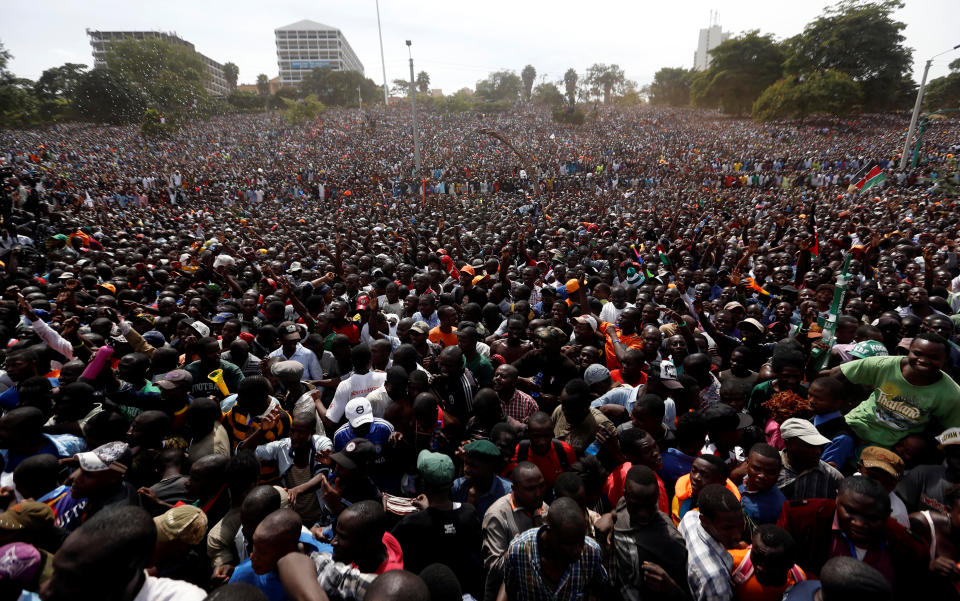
[42,505,205,601]
[324,344,386,426]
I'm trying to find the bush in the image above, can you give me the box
[552,106,586,125]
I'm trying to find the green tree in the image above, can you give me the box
[73,68,145,124]
[649,67,692,106]
[752,70,862,121]
[925,59,960,110]
[691,31,785,115]
[390,78,410,96]
[105,38,208,112]
[521,65,537,101]
[584,63,627,104]
[563,68,579,106]
[223,62,239,90]
[475,70,522,102]
[531,82,564,107]
[552,106,585,125]
[227,90,264,111]
[299,67,381,106]
[436,89,475,113]
[34,63,87,101]
[784,0,912,111]
[285,95,325,123]
[0,42,38,126]
[416,71,430,94]
[256,74,270,96]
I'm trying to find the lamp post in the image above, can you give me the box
[900,44,960,171]
[407,40,421,174]
[375,0,388,105]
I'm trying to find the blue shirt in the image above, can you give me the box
[451,475,511,518]
[659,447,696,497]
[333,419,395,454]
[230,561,287,601]
[739,483,787,525]
[813,411,856,468]
[590,386,637,411]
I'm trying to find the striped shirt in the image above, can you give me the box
[678,511,733,601]
[503,527,608,601]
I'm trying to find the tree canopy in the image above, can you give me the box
[563,68,578,106]
[73,68,146,124]
[299,67,381,107]
[925,58,960,111]
[104,37,209,112]
[691,31,785,115]
[521,65,537,101]
[784,0,912,111]
[416,71,430,94]
[650,67,692,107]
[752,70,862,121]
[475,70,522,102]
[532,82,565,107]
[584,63,628,104]
[223,62,239,90]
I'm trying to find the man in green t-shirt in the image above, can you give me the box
[834,333,960,448]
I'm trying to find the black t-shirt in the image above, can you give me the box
[513,350,576,398]
[391,503,483,595]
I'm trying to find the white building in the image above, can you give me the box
[86,29,230,97]
[693,24,731,71]
[275,19,364,86]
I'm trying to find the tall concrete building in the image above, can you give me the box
[693,18,731,71]
[275,19,364,86]
[86,29,229,97]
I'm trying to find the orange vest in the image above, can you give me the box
[729,548,806,601]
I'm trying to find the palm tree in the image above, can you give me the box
[521,65,536,101]
[563,69,578,106]
[416,71,430,94]
[256,74,269,96]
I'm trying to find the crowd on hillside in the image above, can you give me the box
[0,104,959,601]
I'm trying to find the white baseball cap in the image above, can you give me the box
[345,397,374,428]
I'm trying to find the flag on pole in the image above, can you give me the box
[855,166,885,193]
[657,243,671,266]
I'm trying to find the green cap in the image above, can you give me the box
[51,234,68,242]
[849,340,888,359]
[463,439,501,460]
[417,450,454,486]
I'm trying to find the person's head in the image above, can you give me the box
[674,411,708,456]
[42,506,157,601]
[771,350,804,391]
[250,509,301,575]
[419,563,461,601]
[857,447,905,493]
[835,476,891,547]
[728,346,751,376]
[719,379,752,412]
[697,484,743,549]
[620,427,661,470]
[185,396,221,439]
[125,410,171,449]
[780,417,831,472]
[461,439,500,487]
[0,406,45,453]
[235,376,273,417]
[240,485,282,546]
[13,454,59,500]
[437,346,464,379]
[745,443,782,493]
[492,363,519,399]
[364,570,431,601]
[819,556,892,601]
[184,453,229,500]
[689,455,728,498]
[204,583,271,601]
[623,464,661,527]
[512,461,545,511]
[70,441,132,500]
[560,378,591,425]
[541,497,587,566]
[807,376,846,415]
[702,403,751,451]
[682,352,712,385]
[332,500,386,567]
[906,333,949,381]
[290,407,317,450]
[630,394,665,434]
[750,525,797,587]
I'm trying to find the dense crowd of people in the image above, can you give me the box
[0,103,959,601]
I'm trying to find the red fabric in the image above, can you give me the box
[333,322,361,345]
[369,532,405,574]
[507,440,577,487]
[604,462,669,511]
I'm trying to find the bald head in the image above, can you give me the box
[365,570,431,601]
[255,508,301,544]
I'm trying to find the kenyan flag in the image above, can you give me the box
[855,166,885,194]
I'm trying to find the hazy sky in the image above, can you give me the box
[3,0,957,94]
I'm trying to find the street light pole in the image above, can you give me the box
[407,40,421,174]
[375,0,389,106]
[900,44,960,171]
